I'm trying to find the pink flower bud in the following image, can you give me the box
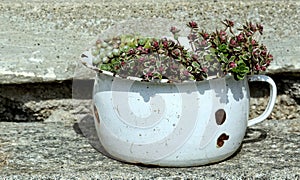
[250,24,257,32]
[159,66,165,72]
[257,24,263,34]
[200,40,207,46]
[202,33,209,40]
[146,72,153,77]
[188,21,198,28]
[153,41,159,48]
[170,26,180,34]
[229,62,237,68]
[220,30,226,36]
[246,31,253,37]
[252,50,259,57]
[142,48,149,54]
[137,46,143,51]
[170,26,176,33]
[128,49,135,55]
[183,70,190,76]
[255,64,261,71]
[260,50,267,56]
[228,20,234,27]
[220,35,226,42]
[163,40,168,48]
[172,49,181,56]
[202,67,208,73]
[268,54,273,60]
[139,57,145,63]
[237,33,244,42]
[230,38,237,47]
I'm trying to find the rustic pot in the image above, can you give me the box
[80,32,277,166]
[88,70,276,167]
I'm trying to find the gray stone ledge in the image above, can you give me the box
[0,117,299,179]
[0,0,300,84]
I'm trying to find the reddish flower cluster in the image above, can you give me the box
[185,19,273,80]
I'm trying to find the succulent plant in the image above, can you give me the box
[91,19,273,82]
[189,19,273,80]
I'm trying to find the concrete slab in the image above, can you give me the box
[0,0,300,84]
[0,116,299,178]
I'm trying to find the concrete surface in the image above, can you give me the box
[0,115,299,179]
[0,0,300,84]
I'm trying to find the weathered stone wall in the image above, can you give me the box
[0,0,299,121]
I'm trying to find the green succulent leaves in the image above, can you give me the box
[231,60,250,80]
[91,20,273,82]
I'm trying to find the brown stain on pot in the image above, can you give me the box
[217,133,229,148]
[215,109,226,125]
[93,104,100,124]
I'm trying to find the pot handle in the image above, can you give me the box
[247,75,277,126]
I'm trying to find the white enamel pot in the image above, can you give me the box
[91,71,277,167]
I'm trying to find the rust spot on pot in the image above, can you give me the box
[215,109,226,125]
[93,104,100,124]
[217,133,229,148]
